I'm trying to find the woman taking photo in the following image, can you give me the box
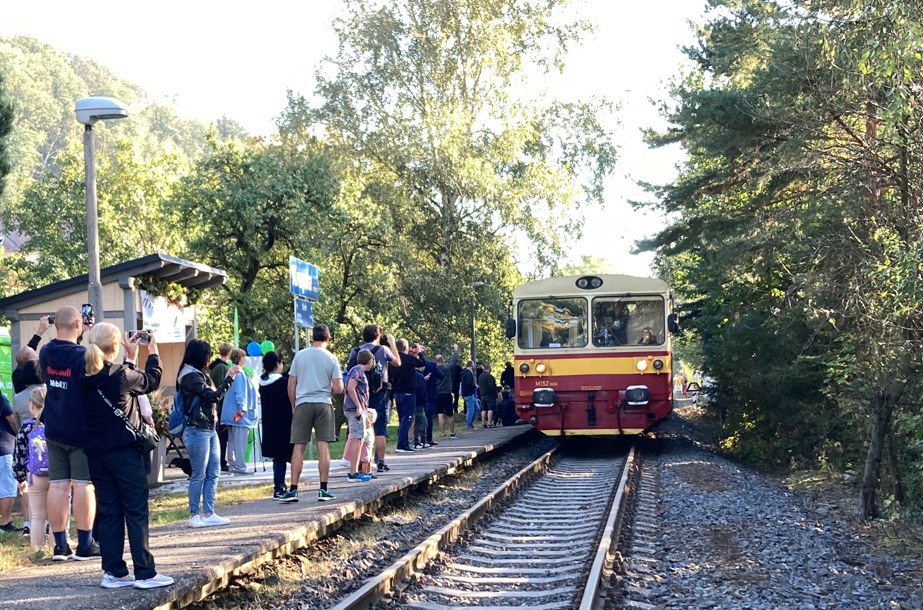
[80,323,171,590]
[176,339,239,528]
[258,351,292,499]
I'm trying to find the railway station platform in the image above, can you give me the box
[0,423,536,610]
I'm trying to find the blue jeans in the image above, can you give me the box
[394,392,416,448]
[183,427,220,516]
[464,395,480,427]
[371,390,391,437]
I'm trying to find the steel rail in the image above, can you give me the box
[578,443,637,610]
[328,445,560,610]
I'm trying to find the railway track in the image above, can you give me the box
[331,443,638,610]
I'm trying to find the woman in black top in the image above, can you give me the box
[81,322,172,589]
[257,351,291,499]
[176,340,239,529]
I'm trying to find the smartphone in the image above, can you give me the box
[81,303,94,325]
[131,330,151,344]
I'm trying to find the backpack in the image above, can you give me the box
[168,389,200,436]
[348,345,385,394]
[26,423,49,479]
[366,347,385,394]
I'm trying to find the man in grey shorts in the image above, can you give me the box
[279,324,343,503]
[39,307,100,560]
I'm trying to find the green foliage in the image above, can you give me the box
[642,0,923,514]
[175,136,338,356]
[276,0,614,363]
[4,137,190,285]
[0,72,12,197]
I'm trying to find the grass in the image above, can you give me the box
[149,484,276,525]
[0,412,471,573]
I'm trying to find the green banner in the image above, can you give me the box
[0,331,12,405]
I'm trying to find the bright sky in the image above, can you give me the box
[0,0,703,278]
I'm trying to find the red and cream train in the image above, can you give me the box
[506,274,677,436]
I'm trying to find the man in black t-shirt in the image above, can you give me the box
[39,306,99,560]
[387,339,426,452]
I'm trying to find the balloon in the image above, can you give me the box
[246,341,262,357]
[242,366,255,378]
[260,340,275,355]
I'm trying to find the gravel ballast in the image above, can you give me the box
[638,408,923,610]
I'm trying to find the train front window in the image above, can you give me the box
[592,297,665,347]
[517,298,588,348]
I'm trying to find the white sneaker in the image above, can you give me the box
[133,573,174,589]
[200,513,231,527]
[188,515,206,528]
[100,572,135,589]
[337,458,349,468]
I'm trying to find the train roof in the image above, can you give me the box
[513,274,669,298]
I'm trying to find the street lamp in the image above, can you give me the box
[75,97,129,322]
[470,281,485,371]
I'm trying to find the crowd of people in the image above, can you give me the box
[0,312,519,590]
[267,323,517,503]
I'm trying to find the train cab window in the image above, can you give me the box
[592,297,665,347]
[517,298,588,349]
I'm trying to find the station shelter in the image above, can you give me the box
[0,252,228,393]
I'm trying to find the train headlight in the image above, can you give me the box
[533,388,555,407]
[535,362,547,374]
[519,363,530,374]
[635,359,648,372]
[625,385,650,405]
[575,275,603,289]
[653,359,664,370]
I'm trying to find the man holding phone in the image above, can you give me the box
[39,305,99,560]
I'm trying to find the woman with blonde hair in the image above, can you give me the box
[80,323,173,590]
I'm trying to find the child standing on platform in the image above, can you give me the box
[13,387,49,550]
[359,409,377,477]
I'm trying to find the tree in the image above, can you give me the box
[642,0,923,517]
[0,72,12,197]
[280,0,615,359]
[175,136,338,350]
[5,136,191,286]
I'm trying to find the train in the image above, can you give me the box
[505,274,677,436]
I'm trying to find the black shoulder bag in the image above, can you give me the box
[96,388,160,452]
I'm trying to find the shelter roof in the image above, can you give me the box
[0,252,227,314]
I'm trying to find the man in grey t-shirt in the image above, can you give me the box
[280,324,343,503]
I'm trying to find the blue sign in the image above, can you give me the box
[294,298,314,328]
[289,256,319,300]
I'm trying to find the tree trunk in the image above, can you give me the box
[859,392,892,520]
[887,427,906,505]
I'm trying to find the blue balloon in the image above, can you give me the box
[246,341,262,357]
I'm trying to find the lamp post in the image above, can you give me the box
[75,97,129,322]
[470,281,485,371]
